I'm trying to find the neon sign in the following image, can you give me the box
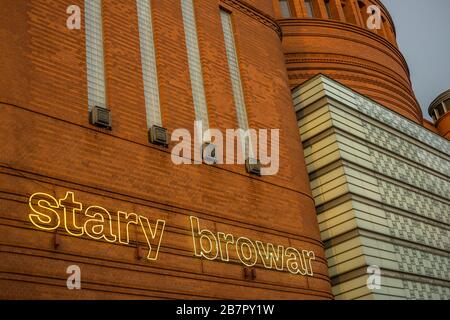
[190,217,315,276]
[28,192,165,260]
[28,191,315,276]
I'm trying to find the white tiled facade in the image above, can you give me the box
[294,75,450,300]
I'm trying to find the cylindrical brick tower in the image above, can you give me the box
[272,0,423,124]
[429,90,450,139]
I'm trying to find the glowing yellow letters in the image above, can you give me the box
[28,192,316,276]
[28,192,165,261]
[190,216,316,276]
[29,193,60,231]
[139,216,165,261]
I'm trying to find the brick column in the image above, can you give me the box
[292,0,306,17]
[330,0,346,21]
[316,0,330,19]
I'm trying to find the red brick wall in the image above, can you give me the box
[0,0,332,299]
[436,112,450,140]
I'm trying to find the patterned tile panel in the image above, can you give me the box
[363,122,449,176]
[403,281,450,300]
[394,246,450,281]
[369,149,449,199]
[353,96,450,155]
[378,180,450,224]
[386,212,450,251]
[298,76,450,300]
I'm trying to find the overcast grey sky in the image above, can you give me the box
[382,0,450,119]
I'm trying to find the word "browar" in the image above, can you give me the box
[190,217,316,276]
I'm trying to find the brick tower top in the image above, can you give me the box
[429,90,450,139]
[272,0,423,124]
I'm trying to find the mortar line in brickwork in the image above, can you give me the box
[0,276,196,300]
[0,245,332,299]
[0,268,227,300]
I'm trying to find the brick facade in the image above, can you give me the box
[1,0,446,300]
[0,0,332,299]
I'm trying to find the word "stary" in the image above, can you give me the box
[28,192,165,260]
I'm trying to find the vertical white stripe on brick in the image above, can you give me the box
[85,0,106,110]
[137,0,162,127]
[220,9,249,131]
[220,10,254,158]
[181,0,210,130]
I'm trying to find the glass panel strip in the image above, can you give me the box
[181,0,210,130]
[137,0,162,127]
[85,0,106,110]
[220,9,249,131]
